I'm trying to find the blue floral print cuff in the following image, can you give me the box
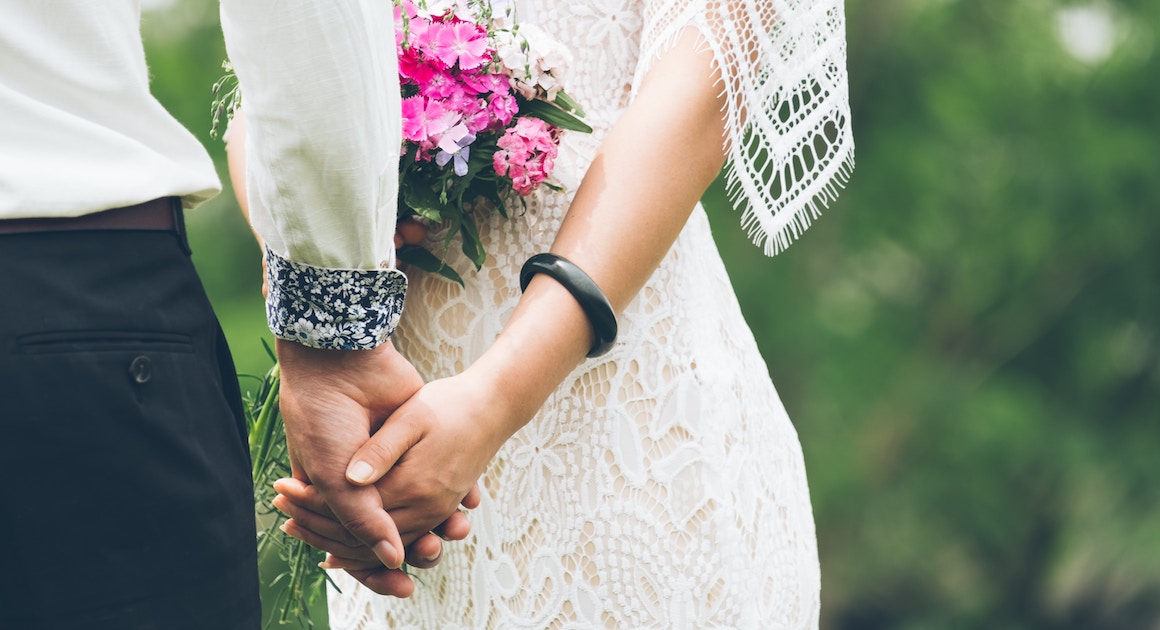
[264,247,407,350]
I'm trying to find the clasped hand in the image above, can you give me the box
[275,339,505,597]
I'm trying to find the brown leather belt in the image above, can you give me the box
[0,197,180,235]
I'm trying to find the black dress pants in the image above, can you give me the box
[0,229,261,629]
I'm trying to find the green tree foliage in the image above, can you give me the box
[706,1,1160,627]
[139,0,1158,627]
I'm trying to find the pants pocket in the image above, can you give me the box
[17,330,193,354]
[0,330,257,626]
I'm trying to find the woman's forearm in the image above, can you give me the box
[471,28,728,434]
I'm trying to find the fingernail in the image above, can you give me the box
[278,521,290,534]
[421,548,442,563]
[348,461,375,484]
[373,541,401,570]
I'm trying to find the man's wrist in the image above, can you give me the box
[265,247,407,350]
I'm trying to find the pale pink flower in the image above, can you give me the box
[493,116,559,195]
[496,128,529,155]
[430,21,489,69]
[396,3,434,53]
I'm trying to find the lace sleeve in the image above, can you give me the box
[633,0,855,255]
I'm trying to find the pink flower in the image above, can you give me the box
[492,150,510,174]
[493,116,560,195]
[487,93,518,127]
[512,117,559,152]
[496,128,529,155]
[429,21,489,70]
[396,4,434,54]
[401,95,459,144]
[464,72,511,95]
[464,105,493,134]
[396,0,419,19]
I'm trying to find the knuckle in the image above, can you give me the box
[337,513,378,542]
[361,439,398,469]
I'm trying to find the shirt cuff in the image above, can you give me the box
[264,247,407,350]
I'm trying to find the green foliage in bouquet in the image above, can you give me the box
[209,60,240,141]
[394,90,590,286]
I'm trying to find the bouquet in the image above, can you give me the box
[211,1,588,625]
[214,0,590,284]
[392,0,590,283]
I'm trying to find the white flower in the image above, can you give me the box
[495,40,528,75]
[492,22,573,101]
[537,73,561,100]
[414,0,471,19]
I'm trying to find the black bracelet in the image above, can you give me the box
[519,253,618,358]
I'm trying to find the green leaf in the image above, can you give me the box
[554,90,587,117]
[470,180,508,219]
[397,244,464,286]
[520,99,594,133]
[459,217,486,270]
[401,179,446,223]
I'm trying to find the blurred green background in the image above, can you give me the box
[141,0,1159,627]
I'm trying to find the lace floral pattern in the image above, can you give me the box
[264,247,407,350]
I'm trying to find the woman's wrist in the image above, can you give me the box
[466,275,594,437]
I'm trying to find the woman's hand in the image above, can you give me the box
[274,368,513,593]
[343,372,513,539]
[393,216,428,268]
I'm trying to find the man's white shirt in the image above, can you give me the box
[0,0,406,349]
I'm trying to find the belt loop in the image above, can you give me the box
[171,197,192,255]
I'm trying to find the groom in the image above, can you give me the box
[0,1,454,627]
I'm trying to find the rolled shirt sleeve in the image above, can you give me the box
[220,0,404,349]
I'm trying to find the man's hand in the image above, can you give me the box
[276,338,424,577]
[271,477,480,597]
[272,477,482,596]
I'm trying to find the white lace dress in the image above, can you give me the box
[328,0,853,627]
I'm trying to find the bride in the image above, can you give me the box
[234,0,853,626]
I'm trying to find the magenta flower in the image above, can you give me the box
[463,102,493,134]
[464,72,511,95]
[419,69,463,100]
[401,95,459,144]
[488,93,518,127]
[430,21,489,70]
[398,47,437,85]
